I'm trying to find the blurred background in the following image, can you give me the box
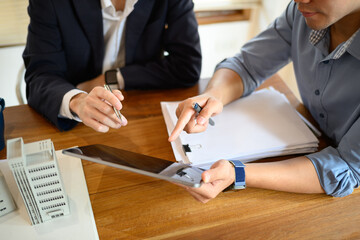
[0,0,299,107]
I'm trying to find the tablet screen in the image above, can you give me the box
[62,144,203,187]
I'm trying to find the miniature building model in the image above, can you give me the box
[0,169,16,217]
[7,138,70,225]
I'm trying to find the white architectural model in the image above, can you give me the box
[7,138,70,225]
[0,169,16,217]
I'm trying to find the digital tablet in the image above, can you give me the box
[62,144,204,187]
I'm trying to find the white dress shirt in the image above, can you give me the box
[59,0,138,121]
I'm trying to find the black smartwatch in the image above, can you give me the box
[105,69,119,90]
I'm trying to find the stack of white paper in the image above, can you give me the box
[161,88,319,169]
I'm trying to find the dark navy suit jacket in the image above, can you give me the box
[23,0,201,130]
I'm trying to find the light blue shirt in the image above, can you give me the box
[216,2,360,197]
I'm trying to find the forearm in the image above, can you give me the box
[245,156,325,194]
[204,68,244,106]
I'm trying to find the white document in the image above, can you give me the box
[0,151,99,240]
[161,88,319,169]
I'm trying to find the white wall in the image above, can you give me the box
[199,21,249,79]
[0,45,25,107]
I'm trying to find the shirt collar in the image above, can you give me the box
[309,28,360,59]
[100,0,138,19]
[309,28,328,46]
[101,0,114,12]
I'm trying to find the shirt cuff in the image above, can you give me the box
[59,89,86,122]
[117,68,125,90]
[306,146,357,197]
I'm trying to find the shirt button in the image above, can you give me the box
[315,90,320,95]
[319,113,325,118]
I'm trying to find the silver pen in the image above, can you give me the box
[104,84,123,123]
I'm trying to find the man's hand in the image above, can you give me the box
[168,68,245,142]
[168,94,223,142]
[76,74,105,93]
[179,160,235,203]
[69,86,127,132]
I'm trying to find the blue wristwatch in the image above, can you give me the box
[228,160,246,190]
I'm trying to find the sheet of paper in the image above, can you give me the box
[161,88,318,167]
[0,151,99,240]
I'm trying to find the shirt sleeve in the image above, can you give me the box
[215,2,296,97]
[307,116,360,197]
[59,89,86,121]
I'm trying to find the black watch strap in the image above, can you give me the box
[105,69,119,89]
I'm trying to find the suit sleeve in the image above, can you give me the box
[121,0,202,89]
[23,0,78,131]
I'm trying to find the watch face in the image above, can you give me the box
[105,70,118,85]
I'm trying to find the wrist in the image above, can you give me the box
[203,88,225,105]
[105,68,124,90]
[206,69,244,105]
[226,160,246,190]
[69,93,86,116]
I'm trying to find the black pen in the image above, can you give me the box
[104,84,123,123]
[192,102,215,126]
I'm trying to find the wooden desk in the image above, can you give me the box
[1,76,359,239]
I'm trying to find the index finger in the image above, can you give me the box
[168,107,195,142]
[95,87,122,110]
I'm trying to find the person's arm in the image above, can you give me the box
[23,0,124,132]
[180,89,360,203]
[23,0,76,130]
[120,0,202,89]
[181,156,324,204]
[306,116,360,197]
[169,2,296,141]
[183,116,360,203]
[246,157,323,193]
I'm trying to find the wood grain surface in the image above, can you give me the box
[1,76,359,239]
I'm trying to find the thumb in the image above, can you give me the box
[202,165,225,184]
[196,107,213,126]
[196,98,222,125]
[202,159,233,184]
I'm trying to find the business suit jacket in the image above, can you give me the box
[23,0,202,130]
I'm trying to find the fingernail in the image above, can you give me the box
[203,173,210,183]
[99,126,109,133]
[120,117,128,126]
[197,116,205,125]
